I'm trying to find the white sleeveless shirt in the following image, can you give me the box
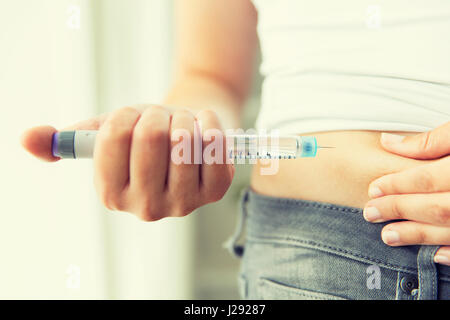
[252,0,450,134]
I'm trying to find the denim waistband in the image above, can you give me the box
[225,188,450,282]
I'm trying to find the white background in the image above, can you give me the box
[0,0,195,299]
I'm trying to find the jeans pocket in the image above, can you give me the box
[257,278,347,300]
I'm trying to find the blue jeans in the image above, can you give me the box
[224,188,450,300]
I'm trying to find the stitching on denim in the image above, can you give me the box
[258,199,362,213]
[417,248,423,300]
[430,246,439,299]
[250,194,362,213]
[430,248,435,299]
[247,193,450,281]
[418,246,439,300]
[259,278,345,300]
[246,235,417,273]
[395,272,401,300]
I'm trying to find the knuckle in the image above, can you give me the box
[148,104,167,114]
[197,109,217,122]
[134,125,168,145]
[101,196,115,211]
[429,204,450,225]
[137,201,163,222]
[102,106,140,135]
[149,128,169,145]
[173,108,194,120]
[390,198,404,220]
[119,106,140,117]
[380,174,399,195]
[170,130,195,154]
[204,179,231,203]
[138,212,161,222]
[414,169,435,192]
[101,122,134,146]
[132,126,148,144]
[416,227,428,244]
[207,188,227,203]
[418,131,434,154]
[101,192,124,211]
[173,200,196,217]
[111,126,133,145]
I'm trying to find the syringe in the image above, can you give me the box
[51,130,333,160]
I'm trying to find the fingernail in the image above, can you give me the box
[363,206,381,222]
[382,230,400,245]
[381,133,406,144]
[368,186,383,198]
[434,255,450,266]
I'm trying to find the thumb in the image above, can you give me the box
[20,125,59,162]
[380,122,450,160]
[20,113,108,162]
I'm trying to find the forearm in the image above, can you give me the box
[163,72,244,130]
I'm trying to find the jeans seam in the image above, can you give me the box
[249,192,362,213]
[259,278,346,300]
[246,235,418,274]
[417,245,439,300]
[258,201,362,213]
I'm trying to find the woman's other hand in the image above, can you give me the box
[364,121,450,266]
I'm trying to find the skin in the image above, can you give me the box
[365,123,450,266]
[20,0,450,266]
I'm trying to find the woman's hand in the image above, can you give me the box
[20,105,234,221]
[364,122,450,266]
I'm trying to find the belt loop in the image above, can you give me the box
[222,188,250,258]
[416,245,440,300]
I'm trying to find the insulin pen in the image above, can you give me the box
[52,130,333,160]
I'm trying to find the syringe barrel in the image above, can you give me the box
[227,134,317,159]
[51,131,318,159]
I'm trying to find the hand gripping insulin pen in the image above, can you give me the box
[51,130,333,160]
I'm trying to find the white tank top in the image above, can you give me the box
[252,0,450,134]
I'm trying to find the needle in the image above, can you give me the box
[317,146,335,149]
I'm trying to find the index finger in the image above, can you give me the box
[368,156,450,198]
